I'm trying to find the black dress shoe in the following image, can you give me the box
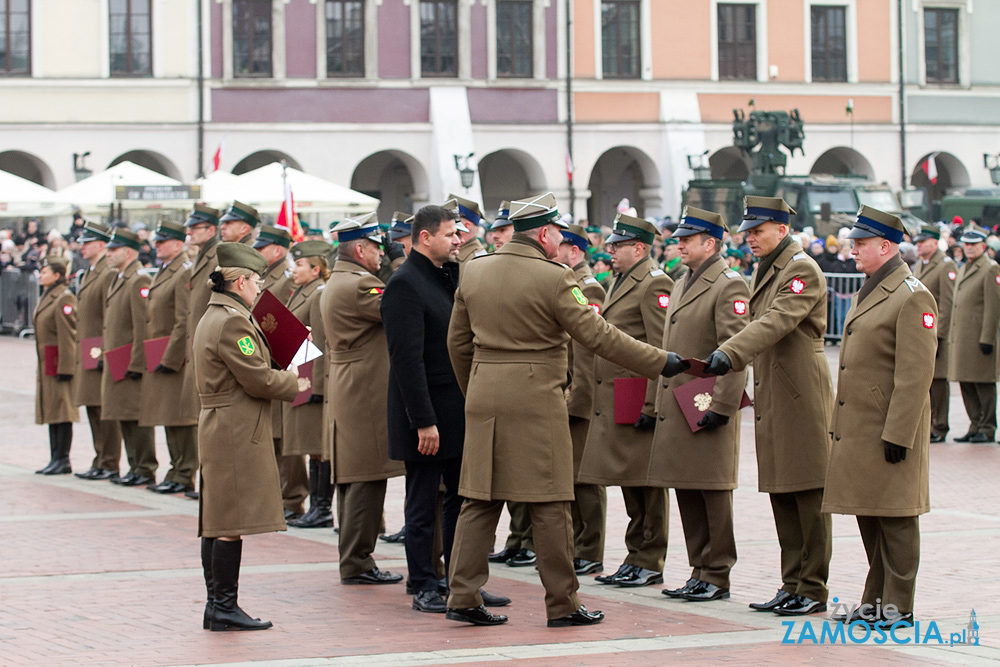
[185,489,199,500]
[380,527,406,543]
[111,472,136,486]
[480,589,511,607]
[407,578,449,595]
[663,578,701,598]
[121,474,154,487]
[412,590,447,613]
[970,432,992,443]
[283,508,303,522]
[507,548,536,567]
[148,480,185,494]
[341,567,403,585]
[548,605,604,627]
[682,581,730,601]
[773,595,827,616]
[36,460,57,475]
[446,605,508,626]
[573,558,604,575]
[878,611,914,627]
[954,432,976,442]
[616,567,663,588]
[42,461,72,475]
[749,589,792,611]
[595,563,633,584]
[834,608,878,625]
[929,432,946,443]
[75,467,104,480]
[487,547,516,563]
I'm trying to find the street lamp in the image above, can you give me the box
[454,153,476,191]
[984,153,1000,186]
[686,150,711,181]
[73,151,92,182]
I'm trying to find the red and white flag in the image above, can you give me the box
[211,141,225,173]
[565,150,574,182]
[921,153,939,185]
[276,180,305,242]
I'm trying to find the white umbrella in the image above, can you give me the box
[232,163,379,215]
[53,161,187,215]
[194,170,243,209]
[0,169,72,217]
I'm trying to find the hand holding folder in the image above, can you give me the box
[672,375,752,433]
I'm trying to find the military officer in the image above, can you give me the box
[911,224,956,442]
[219,200,259,244]
[101,228,157,487]
[445,195,488,275]
[823,206,936,626]
[705,195,833,616]
[555,224,607,576]
[488,201,514,251]
[948,224,1000,443]
[140,221,197,494]
[661,236,688,282]
[388,211,413,258]
[578,213,674,588]
[321,215,405,585]
[444,192,676,627]
[73,222,123,481]
[649,208,749,602]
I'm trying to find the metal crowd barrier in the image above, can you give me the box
[0,269,39,336]
[824,272,865,341]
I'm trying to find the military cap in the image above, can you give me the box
[220,200,260,227]
[913,223,941,242]
[738,195,796,232]
[106,228,142,251]
[959,224,990,244]
[725,247,744,259]
[332,211,383,244]
[440,199,470,233]
[445,194,484,228]
[153,220,187,243]
[509,193,567,232]
[673,206,728,240]
[388,211,413,240]
[185,203,221,227]
[846,205,905,244]
[41,255,70,274]
[592,252,612,264]
[216,242,268,276]
[253,224,293,249]
[560,224,590,251]
[290,240,332,260]
[662,236,679,246]
[491,201,513,230]
[606,212,658,245]
[78,221,113,243]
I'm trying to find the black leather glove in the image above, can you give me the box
[661,352,690,378]
[154,364,177,374]
[95,360,103,372]
[981,343,994,356]
[703,350,732,376]
[56,374,73,382]
[697,410,729,431]
[884,441,907,464]
[386,240,406,261]
[307,394,324,405]
[937,338,943,358]
[124,371,142,381]
[633,414,656,431]
[569,415,585,426]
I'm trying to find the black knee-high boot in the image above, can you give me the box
[201,537,216,630]
[209,538,272,631]
[37,425,60,474]
[290,460,333,528]
[44,423,73,475]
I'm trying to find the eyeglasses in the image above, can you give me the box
[606,242,638,253]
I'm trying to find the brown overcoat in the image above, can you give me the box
[282,277,327,456]
[718,240,833,493]
[34,283,79,424]
[911,249,955,380]
[457,236,488,279]
[566,261,606,473]
[181,237,219,422]
[320,259,404,483]
[578,256,673,486]
[447,239,670,502]
[194,291,299,537]
[947,253,1000,383]
[74,254,115,407]
[647,257,749,489]
[823,263,935,517]
[100,260,151,422]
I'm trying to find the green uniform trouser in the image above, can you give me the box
[675,489,737,589]
[275,437,309,515]
[163,425,198,488]
[769,488,832,602]
[87,405,121,472]
[503,502,534,551]
[621,486,668,572]
[857,515,920,614]
[119,419,156,478]
[569,417,606,562]
[337,480,387,579]
[959,381,997,438]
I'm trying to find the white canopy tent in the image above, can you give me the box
[194,170,243,210]
[53,161,189,215]
[232,163,379,215]
[0,170,72,217]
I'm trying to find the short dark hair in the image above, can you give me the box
[412,205,453,242]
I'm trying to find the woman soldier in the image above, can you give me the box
[34,256,78,474]
[193,242,298,631]
[284,240,334,529]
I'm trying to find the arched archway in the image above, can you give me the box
[586,146,661,225]
[810,147,875,178]
[109,150,182,181]
[351,150,429,221]
[0,150,56,188]
[910,152,970,204]
[231,150,302,176]
[478,149,547,220]
[709,147,751,181]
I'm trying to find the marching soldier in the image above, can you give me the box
[140,221,197,494]
[948,224,1000,443]
[488,201,514,251]
[823,206,936,626]
[219,201,259,244]
[911,224,956,442]
[579,213,674,588]
[649,208,749,602]
[73,222,123,481]
[705,195,833,616]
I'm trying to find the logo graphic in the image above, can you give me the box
[89,347,102,360]
[694,393,712,412]
[734,300,747,315]
[369,287,384,295]
[657,294,670,308]
[260,312,278,333]
[923,313,935,329]
[237,336,255,356]
[62,304,73,315]
[790,277,805,294]
[572,287,587,305]
[139,287,150,298]
[297,377,311,393]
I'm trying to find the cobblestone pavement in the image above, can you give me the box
[1,336,998,666]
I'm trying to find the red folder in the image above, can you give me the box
[681,357,715,378]
[44,346,59,376]
[81,336,103,370]
[251,289,309,369]
[290,361,314,407]
[144,336,172,373]
[672,375,752,433]
[104,343,133,382]
[614,377,648,424]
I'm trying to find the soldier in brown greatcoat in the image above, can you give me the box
[219,200,259,245]
[579,213,674,589]
[73,223,123,481]
[101,229,156,487]
[911,224,955,442]
[140,221,197,494]
[33,256,78,475]
[193,243,299,632]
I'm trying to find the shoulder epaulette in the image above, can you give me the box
[649,268,665,277]
[724,269,741,279]
[182,260,193,270]
[903,276,924,292]
[583,277,598,285]
[791,252,808,261]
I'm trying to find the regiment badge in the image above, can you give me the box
[694,393,712,412]
[789,277,805,294]
[733,300,747,315]
[237,336,255,356]
[261,313,278,333]
[369,287,384,295]
[995,276,1000,285]
[297,377,311,392]
[657,294,670,308]
[572,287,587,305]
[922,313,935,329]
[140,287,150,298]
[62,304,73,315]
[948,271,956,281]
[89,346,102,360]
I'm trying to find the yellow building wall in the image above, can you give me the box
[697,94,892,124]
[575,92,660,122]
[650,1,712,79]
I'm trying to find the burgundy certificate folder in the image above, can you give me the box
[143,336,172,374]
[614,377,648,424]
[673,375,752,433]
[104,344,133,382]
[80,336,102,370]
[251,289,310,369]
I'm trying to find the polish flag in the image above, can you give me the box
[211,141,225,173]
[921,153,939,185]
[565,150,574,183]
[276,181,305,242]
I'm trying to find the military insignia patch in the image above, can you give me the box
[694,392,712,412]
[369,287,384,295]
[734,300,747,315]
[649,269,665,277]
[237,336,255,356]
[572,287,587,305]
[995,275,1000,285]
[140,287,150,298]
[948,271,956,281]
[922,313,935,329]
[789,277,805,294]
[589,303,601,315]
[657,294,670,308]
[62,304,73,315]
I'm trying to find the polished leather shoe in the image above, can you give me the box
[379,527,406,543]
[616,567,663,588]
[480,589,511,607]
[407,578,448,596]
[663,578,701,598]
[970,432,992,443]
[773,595,827,616]
[111,472,137,486]
[574,558,604,575]
[283,508,302,522]
[595,563,634,585]
[412,590,447,613]
[507,548,536,567]
[75,467,106,480]
[41,461,72,475]
[929,432,946,443]
[749,589,792,611]
[446,605,508,626]
[682,581,730,601]
[488,547,516,563]
[954,432,976,442]
[341,567,403,585]
[121,474,154,487]
[878,611,914,627]
[834,608,878,625]
[36,460,57,475]
[184,489,199,500]
[148,480,186,494]
[548,605,604,627]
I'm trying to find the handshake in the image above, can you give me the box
[660,350,732,378]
